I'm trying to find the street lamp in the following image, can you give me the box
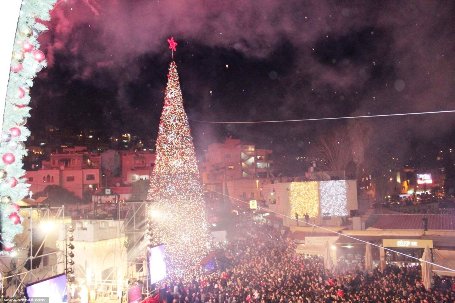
[101,173,107,189]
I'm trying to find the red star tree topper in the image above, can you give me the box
[167,37,178,58]
[167,37,178,52]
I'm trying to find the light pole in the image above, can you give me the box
[102,173,108,189]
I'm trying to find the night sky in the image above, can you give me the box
[29,0,455,173]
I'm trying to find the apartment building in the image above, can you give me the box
[120,151,156,184]
[200,138,273,193]
[26,146,100,199]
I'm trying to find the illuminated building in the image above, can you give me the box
[201,138,272,186]
[263,180,358,226]
[120,150,156,184]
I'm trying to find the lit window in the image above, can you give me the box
[257,162,269,169]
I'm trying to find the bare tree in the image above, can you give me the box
[308,126,354,174]
[101,149,121,177]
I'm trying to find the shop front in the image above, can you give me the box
[334,238,381,272]
[382,238,433,267]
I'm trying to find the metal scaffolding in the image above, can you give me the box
[118,201,149,283]
[0,205,66,299]
[77,200,149,299]
[0,201,151,300]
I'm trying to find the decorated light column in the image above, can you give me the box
[0,0,58,254]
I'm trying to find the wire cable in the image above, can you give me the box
[208,189,455,273]
[191,109,455,124]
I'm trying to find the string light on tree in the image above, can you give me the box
[146,38,211,277]
[320,181,348,216]
[289,182,319,218]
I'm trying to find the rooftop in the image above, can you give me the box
[370,214,455,230]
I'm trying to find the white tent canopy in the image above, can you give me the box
[365,243,373,271]
[432,249,455,277]
[421,246,432,290]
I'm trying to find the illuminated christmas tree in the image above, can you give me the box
[146,38,210,277]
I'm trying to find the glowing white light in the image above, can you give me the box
[116,270,123,298]
[86,268,92,284]
[40,220,56,233]
[320,181,348,216]
[149,209,161,219]
[148,245,167,284]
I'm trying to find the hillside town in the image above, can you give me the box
[1,134,451,301]
[1,0,455,302]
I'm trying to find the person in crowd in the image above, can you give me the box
[146,220,455,303]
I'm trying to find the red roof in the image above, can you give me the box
[371,214,455,230]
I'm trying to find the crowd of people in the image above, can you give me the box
[140,220,455,303]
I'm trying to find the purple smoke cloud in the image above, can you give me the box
[32,0,454,172]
